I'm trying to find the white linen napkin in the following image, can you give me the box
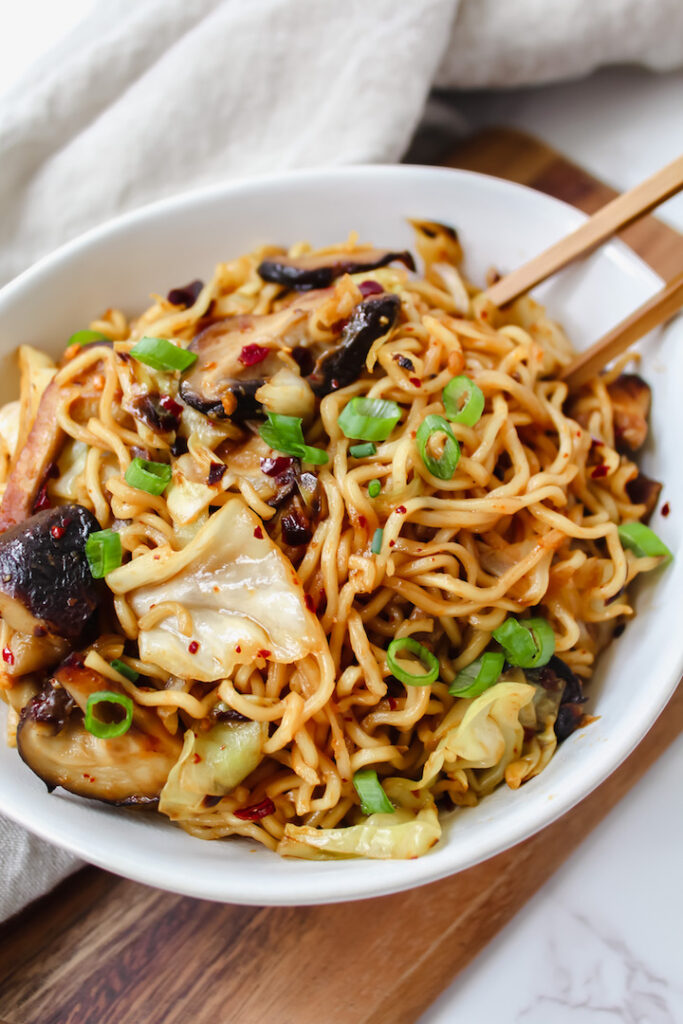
[1,0,681,922]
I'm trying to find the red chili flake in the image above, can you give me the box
[261,456,293,477]
[591,464,609,479]
[359,280,384,297]
[192,753,202,764]
[234,797,275,822]
[389,540,395,547]
[235,645,242,653]
[662,502,671,517]
[396,505,407,514]
[33,483,51,512]
[480,311,488,319]
[304,594,315,613]
[388,696,397,710]
[257,649,271,659]
[239,343,270,366]
[159,394,183,418]
[253,525,264,539]
[411,789,421,797]
[590,437,603,449]
[330,318,349,334]
[188,640,200,654]
[2,647,14,666]
[409,377,421,387]
[358,514,367,529]
[50,524,65,540]
[207,461,226,486]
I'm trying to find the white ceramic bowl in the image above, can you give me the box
[0,166,681,905]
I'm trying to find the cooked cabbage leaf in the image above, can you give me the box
[422,680,535,789]
[107,496,325,680]
[159,718,267,818]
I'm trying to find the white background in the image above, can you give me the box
[2,4,682,1022]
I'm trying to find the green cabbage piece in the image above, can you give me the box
[278,780,441,860]
[159,718,267,818]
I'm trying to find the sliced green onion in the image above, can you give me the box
[125,457,172,495]
[443,375,485,426]
[259,412,329,465]
[387,637,439,687]
[68,329,109,348]
[129,336,198,372]
[84,691,134,739]
[353,768,395,815]
[493,616,555,669]
[338,397,401,442]
[371,528,383,554]
[618,521,672,560]
[449,651,505,698]
[349,441,377,458]
[368,479,381,498]
[85,529,122,578]
[416,414,460,480]
[110,659,140,683]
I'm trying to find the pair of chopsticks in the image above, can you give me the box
[482,154,683,389]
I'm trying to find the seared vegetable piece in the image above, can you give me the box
[17,658,182,804]
[159,718,267,817]
[179,306,313,420]
[308,294,401,396]
[606,373,651,451]
[257,248,415,292]
[2,630,68,677]
[0,505,102,640]
[527,655,587,741]
[0,379,64,531]
[625,471,662,521]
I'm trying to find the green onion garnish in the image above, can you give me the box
[371,528,383,554]
[353,768,395,816]
[259,412,329,465]
[449,651,505,698]
[110,659,140,683]
[493,616,555,669]
[85,529,122,578]
[618,521,672,561]
[85,691,134,739]
[416,414,461,480]
[443,375,485,426]
[129,336,198,373]
[387,637,439,687]
[368,479,381,498]
[68,329,109,348]
[338,397,401,442]
[125,457,172,495]
[349,442,377,458]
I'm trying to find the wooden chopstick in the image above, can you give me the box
[484,155,683,308]
[560,270,683,390]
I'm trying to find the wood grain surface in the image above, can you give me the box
[1,129,682,1024]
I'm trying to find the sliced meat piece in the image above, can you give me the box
[258,248,415,292]
[0,504,102,640]
[308,294,401,396]
[0,379,65,532]
[17,658,182,805]
[607,373,651,451]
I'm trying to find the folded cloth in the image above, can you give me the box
[1,0,681,923]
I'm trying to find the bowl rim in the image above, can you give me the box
[0,163,680,906]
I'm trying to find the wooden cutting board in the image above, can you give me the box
[1,130,682,1024]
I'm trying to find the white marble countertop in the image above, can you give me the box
[421,67,683,1024]
[1,8,681,1019]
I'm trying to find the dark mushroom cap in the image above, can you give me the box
[257,248,415,291]
[309,293,401,396]
[17,659,182,805]
[0,504,102,640]
[527,655,587,742]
